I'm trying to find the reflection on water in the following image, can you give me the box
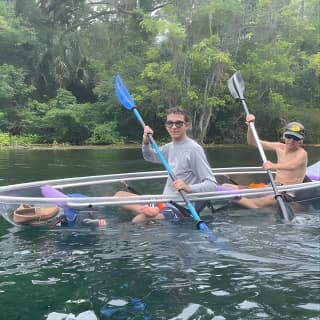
[0,147,319,319]
[0,211,319,319]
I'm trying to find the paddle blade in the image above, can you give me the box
[228,70,245,100]
[41,185,69,198]
[276,197,295,222]
[197,221,217,241]
[198,221,230,249]
[41,184,69,207]
[115,75,136,110]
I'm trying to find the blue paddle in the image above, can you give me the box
[228,70,295,222]
[115,75,218,242]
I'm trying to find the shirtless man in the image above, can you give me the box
[234,114,308,209]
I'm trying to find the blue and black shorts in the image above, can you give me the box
[157,202,187,220]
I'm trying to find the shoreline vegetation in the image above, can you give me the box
[1,2,319,153]
[1,143,319,150]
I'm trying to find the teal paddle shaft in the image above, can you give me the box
[115,75,217,238]
[133,108,205,225]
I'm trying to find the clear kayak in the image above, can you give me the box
[0,163,319,228]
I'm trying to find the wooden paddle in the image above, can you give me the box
[228,70,295,222]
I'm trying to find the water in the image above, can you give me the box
[0,146,319,320]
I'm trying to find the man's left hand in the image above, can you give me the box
[173,179,192,193]
[263,160,276,171]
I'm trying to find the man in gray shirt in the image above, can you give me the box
[115,107,217,222]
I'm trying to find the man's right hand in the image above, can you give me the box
[143,126,154,144]
[245,114,255,125]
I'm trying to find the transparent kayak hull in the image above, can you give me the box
[0,165,319,228]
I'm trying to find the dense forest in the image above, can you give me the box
[0,0,319,146]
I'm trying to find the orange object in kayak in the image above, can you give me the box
[248,182,266,188]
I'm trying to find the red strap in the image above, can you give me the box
[98,219,107,226]
[157,202,166,210]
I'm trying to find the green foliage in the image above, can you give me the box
[41,108,89,144]
[308,53,320,77]
[87,122,124,145]
[0,64,35,104]
[0,2,39,64]
[268,91,288,114]
[0,64,35,134]
[13,134,40,145]
[243,38,296,87]
[140,61,182,118]
[0,132,39,146]
[140,15,166,35]
[0,132,10,146]
[48,88,77,109]
[0,0,318,145]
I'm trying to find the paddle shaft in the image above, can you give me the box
[239,99,293,221]
[115,75,218,239]
[132,108,203,224]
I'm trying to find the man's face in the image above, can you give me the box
[284,134,302,149]
[165,113,189,141]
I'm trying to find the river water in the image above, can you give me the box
[0,146,319,320]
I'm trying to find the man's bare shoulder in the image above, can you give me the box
[299,145,307,153]
[297,145,308,158]
[261,140,283,151]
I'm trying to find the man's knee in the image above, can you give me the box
[114,190,132,197]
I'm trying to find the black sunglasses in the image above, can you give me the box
[284,134,301,141]
[165,120,185,128]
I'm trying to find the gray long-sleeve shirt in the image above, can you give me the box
[142,137,217,195]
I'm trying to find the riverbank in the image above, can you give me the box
[0,143,140,150]
[1,143,319,150]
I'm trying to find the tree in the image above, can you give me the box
[0,0,318,144]
[184,36,232,143]
[0,64,35,134]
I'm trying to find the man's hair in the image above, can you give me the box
[166,107,190,122]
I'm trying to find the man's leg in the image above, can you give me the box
[114,190,145,213]
[235,194,276,209]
